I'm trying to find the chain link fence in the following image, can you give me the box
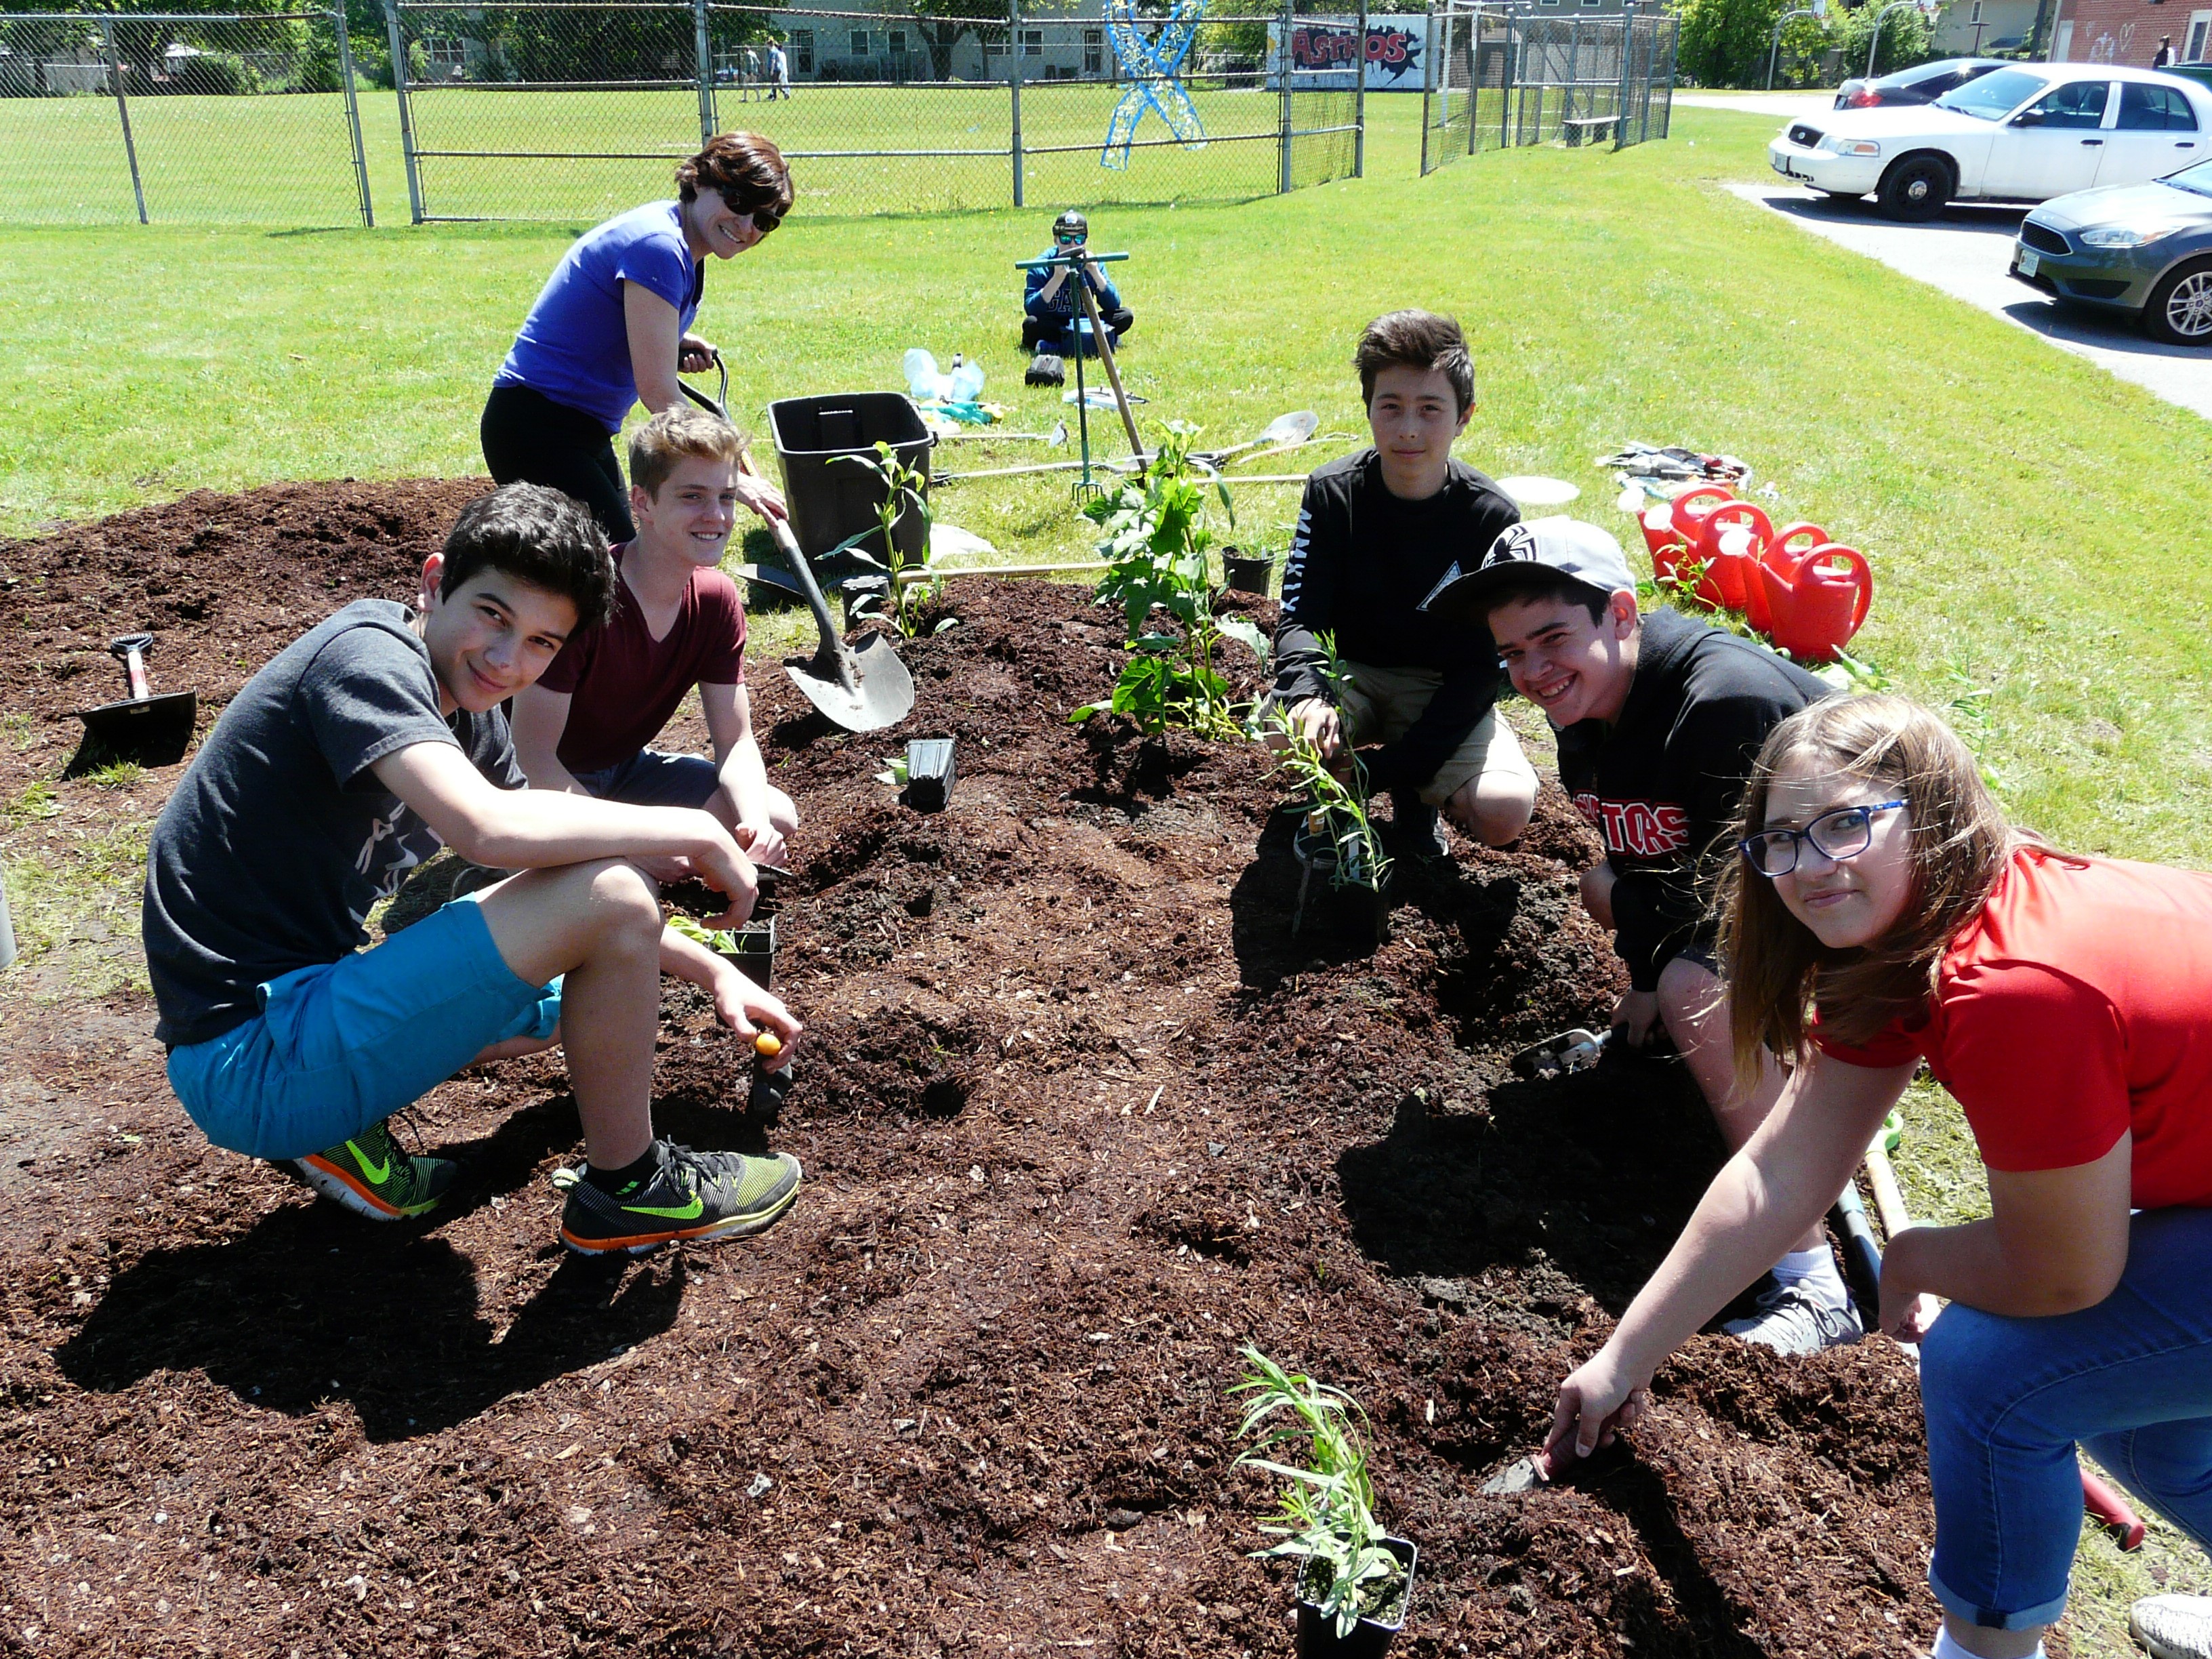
[0,9,373,224]
[382,0,1359,221]
[1420,0,1673,173]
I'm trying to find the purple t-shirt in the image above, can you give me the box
[493,200,703,433]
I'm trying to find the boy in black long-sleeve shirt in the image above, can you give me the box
[1267,310,1538,851]
[1427,518,1857,1357]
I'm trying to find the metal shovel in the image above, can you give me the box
[74,633,197,768]
[1509,1026,1610,1081]
[737,450,915,733]
[1197,410,1319,466]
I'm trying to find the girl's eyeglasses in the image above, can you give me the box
[1740,800,1906,878]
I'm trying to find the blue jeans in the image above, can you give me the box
[1921,1205,2212,1629]
[167,897,561,1162]
[571,749,720,809]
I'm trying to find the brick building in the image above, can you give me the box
[2042,0,2212,66]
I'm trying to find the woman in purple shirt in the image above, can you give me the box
[482,131,793,541]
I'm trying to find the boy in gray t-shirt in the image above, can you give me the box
[144,484,806,1256]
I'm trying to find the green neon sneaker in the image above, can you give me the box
[293,1120,459,1221]
[551,1140,802,1256]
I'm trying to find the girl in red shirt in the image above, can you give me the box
[1543,694,2212,1659]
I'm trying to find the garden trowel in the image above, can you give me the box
[1509,1026,1610,1082]
[74,633,197,769]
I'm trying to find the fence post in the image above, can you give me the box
[98,17,148,225]
[1419,0,1433,174]
[1007,0,1024,207]
[1277,0,1294,193]
[1658,16,1677,138]
[1563,18,1578,140]
[1353,0,1366,176]
[384,0,425,223]
[693,0,715,143]
[1612,0,1633,150]
[333,5,375,226]
[1498,8,1510,152]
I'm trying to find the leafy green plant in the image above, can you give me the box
[1255,632,1390,897]
[830,441,939,638]
[1230,1347,1406,1638]
[1070,424,1266,740]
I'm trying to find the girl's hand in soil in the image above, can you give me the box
[713,968,802,1071]
[1612,990,1662,1050]
[1542,1349,1652,1472]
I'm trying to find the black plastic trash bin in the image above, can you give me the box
[766,392,934,567]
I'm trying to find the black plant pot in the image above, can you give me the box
[1291,816,1391,946]
[1294,1538,1417,1659]
[840,575,890,629]
[714,916,776,989]
[1223,549,1278,596]
[904,737,957,813]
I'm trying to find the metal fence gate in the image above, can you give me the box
[1420,0,1673,173]
[383,0,1361,223]
[0,9,373,225]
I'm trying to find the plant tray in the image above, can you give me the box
[714,916,777,989]
[904,737,957,813]
[1294,1536,1417,1659]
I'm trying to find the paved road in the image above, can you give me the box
[1727,182,2212,422]
[1675,93,1834,119]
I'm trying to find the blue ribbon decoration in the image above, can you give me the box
[1099,0,1208,170]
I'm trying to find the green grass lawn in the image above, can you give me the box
[3,100,2210,1655]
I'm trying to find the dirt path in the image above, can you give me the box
[0,483,1948,1658]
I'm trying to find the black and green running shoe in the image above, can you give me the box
[552,1140,802,1256]
[293,1120,458,1221]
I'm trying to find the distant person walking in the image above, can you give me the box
[768,40,790,98]
[480,133,793,543]
[2154,35,2175,67]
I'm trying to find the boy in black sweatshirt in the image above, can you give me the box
[1426,517,1856,1356]
[1266,310,1538,853]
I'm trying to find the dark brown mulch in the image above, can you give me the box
[0,480,1950,1659]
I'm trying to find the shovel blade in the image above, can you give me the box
[75,691,198,769]
[783,630,915,733]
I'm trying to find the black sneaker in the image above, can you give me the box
[550,1140,802,1256]
[292,1119,459,1221]
[1389,791,1451,859]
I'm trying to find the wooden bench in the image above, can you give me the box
[1561,114,1618,146]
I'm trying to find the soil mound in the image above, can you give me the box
[0,480,1944,1658]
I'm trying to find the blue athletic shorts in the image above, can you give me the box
[166,895,562,1162]
[571,749,720,809]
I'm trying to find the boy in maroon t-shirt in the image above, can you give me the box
[514,408,797,871]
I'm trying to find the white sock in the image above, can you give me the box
[1771,1247,1850,1311]
[1931,1626,2043,1659]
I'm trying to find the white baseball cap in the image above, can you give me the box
[1419,516,1637,619]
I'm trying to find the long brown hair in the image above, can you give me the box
[1719,695,2022,1092]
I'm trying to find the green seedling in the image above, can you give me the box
[830,441,941,639]
[1230,1347,1406,1639]
[1071,424,1266,741]
[1256,633,1391,899]
[874,752,912,787]
[667,912,739,955]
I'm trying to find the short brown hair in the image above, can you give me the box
[1355,309,1475,415]
[628,407,746,499]
[1717,695,2026,1094]
[676,131,794,226]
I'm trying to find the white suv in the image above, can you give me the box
[1768,63,2212,220]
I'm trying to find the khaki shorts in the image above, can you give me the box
[1279,660,1536,808]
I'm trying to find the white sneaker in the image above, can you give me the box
[2133,1595,2212,1659]
[1721,1282,1862,1356]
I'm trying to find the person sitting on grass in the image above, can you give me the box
[1263,308,1538,853]
[1424,516,1853,1353]
[1021,209,1134,387]
[1546,693,2212,1659]
[512,407,796,873]
[141,483,803,1257]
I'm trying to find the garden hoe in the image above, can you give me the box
[681,360,916,733]
[73,633,197,770]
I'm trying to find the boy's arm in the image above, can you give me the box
[699,681,781,860]
[510,683,590,795]
[1272,476,1344,705]
[371,739,758,918]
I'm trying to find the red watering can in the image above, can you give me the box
[1761,541,1872,663]
[1744,521,1831,633]
[1640,504,1688,582]
[1668,485,1736,549]
[1692,501,1774,613]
